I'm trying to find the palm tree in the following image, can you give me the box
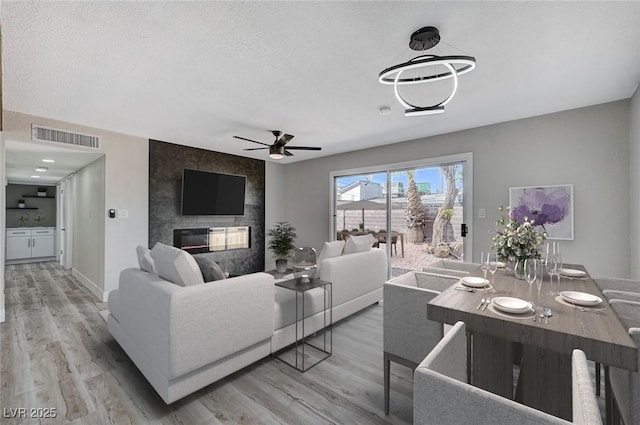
[431,165,460,252]
[405,170,426,243]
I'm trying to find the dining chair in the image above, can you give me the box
[414,321,602,425]
[375,230,398,256]
[595,277,640,296]
[607,299,640,425]
[383,271,460,415]
[603,290,640,303]
[593,278,640,397]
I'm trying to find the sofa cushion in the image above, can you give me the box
[316,240,345,274]
[343,233,375,254]
[193,255,227,282]
[136,245,158,275]
[150,242,204,287]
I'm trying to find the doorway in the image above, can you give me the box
[330,153,473,278]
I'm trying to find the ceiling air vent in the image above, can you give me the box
[31,125,100,149]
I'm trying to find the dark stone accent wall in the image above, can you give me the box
[149,140,265,275]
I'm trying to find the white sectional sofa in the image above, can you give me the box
[106,242,387,403]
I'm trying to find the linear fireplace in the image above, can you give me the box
[173,228,210,254]
[173,227,251,254]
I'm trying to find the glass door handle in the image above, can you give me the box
[461,223,468,237]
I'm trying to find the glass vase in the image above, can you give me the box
[513,259,526,280]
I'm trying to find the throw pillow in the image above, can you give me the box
[150,242,205,287]
[343,233,375,254]
[193,255,227,282]
[316,240,345,274]
[136,245,158,275]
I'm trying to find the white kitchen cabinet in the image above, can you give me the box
[6,227,56,260]
[6,229,32,260]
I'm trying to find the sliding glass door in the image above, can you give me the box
[331,154,472,278]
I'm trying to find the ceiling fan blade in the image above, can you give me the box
[243,147,269,151]
[283,149,294,157]
[283,146,322,151]
[276,134,295,146]
[233,136,271,147]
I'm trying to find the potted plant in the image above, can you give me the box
[268,222,297,273]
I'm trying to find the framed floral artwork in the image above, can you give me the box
[508,184,574,240]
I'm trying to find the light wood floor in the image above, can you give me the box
[1,262,413,425]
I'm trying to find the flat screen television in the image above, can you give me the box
[181,169,246,216]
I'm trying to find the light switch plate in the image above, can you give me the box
[479,208,486,218]
[117,209,128,218]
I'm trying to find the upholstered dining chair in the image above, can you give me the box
[607,299,640,425]
[593,277,640,396]
[595,277,640,298]
[414,321,603,425]
[383,271,460,415]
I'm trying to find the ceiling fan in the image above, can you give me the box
[233,130,321,160]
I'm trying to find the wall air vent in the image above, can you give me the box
[31,125,100,149]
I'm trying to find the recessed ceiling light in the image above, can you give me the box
[31,175,41,178]
[35,167,48,172]
[42,159,55,163]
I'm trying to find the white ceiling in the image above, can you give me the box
[4,139,103,185]
[3,1,640,179]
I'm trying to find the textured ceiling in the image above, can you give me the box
[3,1,640,175]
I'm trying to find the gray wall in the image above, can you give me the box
[630,87,640,279]
[149,140,265,275]
[5,184,56,228]
[282,101,632,278]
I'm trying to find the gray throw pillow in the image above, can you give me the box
[193,256,227,282]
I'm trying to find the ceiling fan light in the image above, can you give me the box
[269,145,285,160]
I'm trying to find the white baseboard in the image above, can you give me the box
[72,268,108,302]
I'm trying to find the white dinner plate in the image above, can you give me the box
[461,276,489,288]
[559,268,587,278]
[560,291,603,307]
[491,297,533,314]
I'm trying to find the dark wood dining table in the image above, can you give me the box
[427,263,638,421]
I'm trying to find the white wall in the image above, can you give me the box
[264,161,287,270]
[283,101,632,278]
[630,86,640,279]
[102,126,149,297]
[72,156,106,297]
[0,132,5,322]
[2,111,149,300]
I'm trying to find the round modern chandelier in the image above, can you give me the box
[378,26,476,116]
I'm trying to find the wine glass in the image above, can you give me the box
[535,259,545,317]
[549,252,563,295]
[524,258,538,306]
[487,252,498,292]
[480,251,489,281]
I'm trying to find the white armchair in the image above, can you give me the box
[421,259,480,276]
[414,321,602,425]
[383,271,460,414]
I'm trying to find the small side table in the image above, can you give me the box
[264,268,294,280]
[274,278,332,372]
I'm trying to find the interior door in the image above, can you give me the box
[59,175,74,269]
